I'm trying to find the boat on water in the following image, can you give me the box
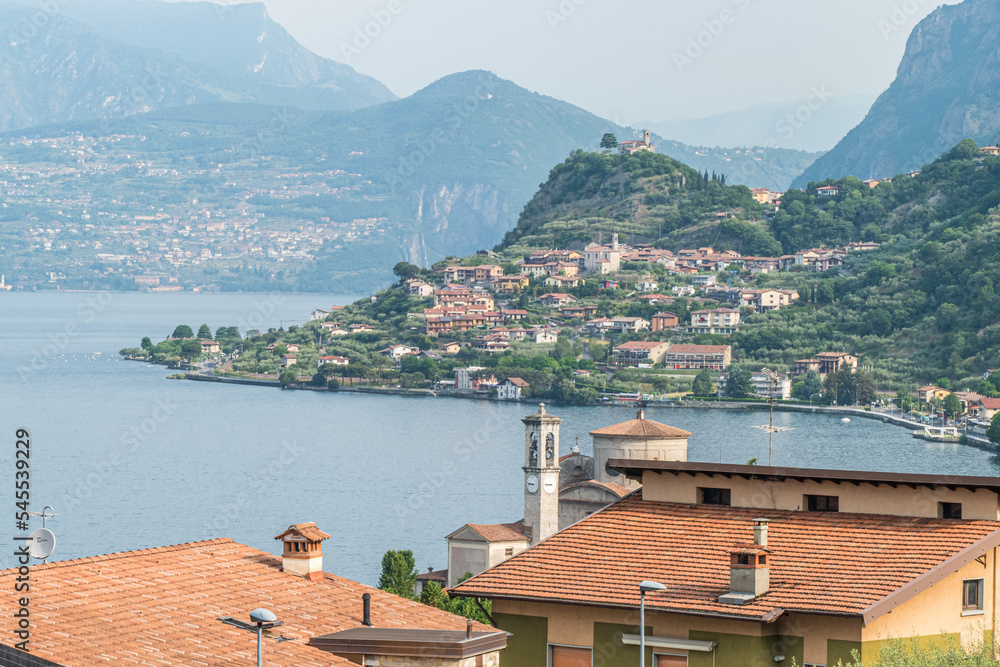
[841,418,851,423]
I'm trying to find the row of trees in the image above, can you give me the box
[377,550,490,624]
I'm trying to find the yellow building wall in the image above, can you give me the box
[640,471,1000,520]
[862,549,997,654]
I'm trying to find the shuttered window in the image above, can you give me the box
[550,644,592,667]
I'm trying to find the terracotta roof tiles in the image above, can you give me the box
[0,539,482,665]
[451,494,1000,622]
[466,521,530,543]
[589,414,691,439]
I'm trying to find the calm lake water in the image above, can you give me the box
[1,292,998,583]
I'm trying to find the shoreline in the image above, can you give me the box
[183,372,1000,454]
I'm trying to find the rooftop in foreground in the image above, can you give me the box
[451,491,1000,624]
[0,538,486,666]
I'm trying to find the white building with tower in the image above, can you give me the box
[439,405,691,589]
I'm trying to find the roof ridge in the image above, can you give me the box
[0,538,236,574]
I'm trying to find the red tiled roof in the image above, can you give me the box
[0,539,482,666]
[981,398,1000,409]
[504,377,530,387]
[465,521,530,543]
[666,344,731,354]
[615,341,666,350]
[451,494,1000,622]
[590,415,691,438]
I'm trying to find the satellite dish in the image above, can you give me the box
[28,528,55,559]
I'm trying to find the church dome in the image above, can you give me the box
[589,411,691,439]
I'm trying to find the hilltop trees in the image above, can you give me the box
[197,324,212,338]
[171,324,193,339]
[599,133,618,151]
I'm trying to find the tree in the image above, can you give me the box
[172,325,193,339]
[802,370,823,401]
[392,262,421,283]
[419,581,450,609]
[197,324,212,339]
[692,370,714,396]
[988,413,1000,445]
[180,339,202,359]
[725,365,756,399]
[599,133,618,150]
[279,370,298,388]
[310,373,328,387]
[140,337,153,351]
[943,392,962,419]
[378,550,419,599]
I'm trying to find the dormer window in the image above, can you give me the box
[699,487,731,506]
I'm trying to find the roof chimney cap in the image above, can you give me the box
[637,410,645,420]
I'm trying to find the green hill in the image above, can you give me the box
[494,140,1000,387]
[497,150,780,257]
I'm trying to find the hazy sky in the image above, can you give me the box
[175,0,962,124]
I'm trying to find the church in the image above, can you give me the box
[431,404,691,590]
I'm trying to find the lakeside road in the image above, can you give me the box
[183,371,1000,454]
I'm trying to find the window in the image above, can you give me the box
[963,579,985,614]
[698,487,731,506]
[805,495,839,512]
[550,644,592,667]
[504,547,514,557]
[656,655,687,667]
[940,502,962,519]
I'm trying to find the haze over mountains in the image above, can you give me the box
[4,0,1000,291]
[794,0,1000,187]
[0,0,394,132]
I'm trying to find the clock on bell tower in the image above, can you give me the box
[522,403,562,544]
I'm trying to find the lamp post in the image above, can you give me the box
[810,392,821,406]
[639,580,665,667]
[218,609,282,667]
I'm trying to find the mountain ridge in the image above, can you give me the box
[793,0,1000,188]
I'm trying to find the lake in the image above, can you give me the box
[2,292,997,584]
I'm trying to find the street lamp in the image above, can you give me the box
[639,580,665,667]
[810,392,822,406]
[218,609,283,667]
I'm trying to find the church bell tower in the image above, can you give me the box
[522,403,562,544]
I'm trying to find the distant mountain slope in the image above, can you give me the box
[0,71,817,291]
[0,2,392,132]
[648,94,874,153]
[61,0,394,104]
[793,0,1000,188]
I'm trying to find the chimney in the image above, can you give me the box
[274,522,331,582]
[718,520,771,605]
[637,410,645,420]
[753,518,768,548]
[362,593,372,626]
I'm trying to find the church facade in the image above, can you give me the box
[437,405,692,589]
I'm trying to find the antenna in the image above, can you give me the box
[751,368,794,466]
[24,506,57,563]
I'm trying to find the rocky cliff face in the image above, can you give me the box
[403,183,511,265]
[793,0,1000,188]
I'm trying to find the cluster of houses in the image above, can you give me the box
[917,384,1000,423]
